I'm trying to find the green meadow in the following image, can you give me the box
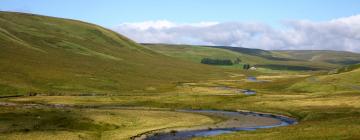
[1,12,360,140]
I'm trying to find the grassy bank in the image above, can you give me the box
[0,106,215,140]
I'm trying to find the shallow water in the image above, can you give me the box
[243,90,256,95]
[247,76,258,82]
[139,110,297,140]
[247,76,267,83]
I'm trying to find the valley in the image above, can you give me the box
[0,11,360,140]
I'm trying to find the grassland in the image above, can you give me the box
[2,70,359,139]
[1,11,360,140]
[0,105,215,140]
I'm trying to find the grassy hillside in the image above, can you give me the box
[144,44,342,71]
[0,12,231,96]
[287,60,360,93]
[274,50,360,65]
[289,67,360,93]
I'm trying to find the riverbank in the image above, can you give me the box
[0,101,297,140]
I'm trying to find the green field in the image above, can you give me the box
[1,12,360,140]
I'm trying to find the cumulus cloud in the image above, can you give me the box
[113,15,360,52]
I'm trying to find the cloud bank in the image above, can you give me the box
[113,15,360,52]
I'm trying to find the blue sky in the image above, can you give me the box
[1,0,360,27]
[2,0,360,52]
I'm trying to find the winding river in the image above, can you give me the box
[0,101,296,140]
[134,110,297,140]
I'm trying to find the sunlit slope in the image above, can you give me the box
[0,12,228,95]
[335,64,360,73]
[289,67,360,92]
[145,44,339,71]
[274,50,360,65]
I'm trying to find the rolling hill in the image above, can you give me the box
[274,50,360,65]
[0,12,229,96]
[334,64,360,74]
[289,66,360,93]
[145,44,360,71]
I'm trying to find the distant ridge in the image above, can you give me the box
[145,44,360,71]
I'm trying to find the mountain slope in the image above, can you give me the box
[0,12,228,95]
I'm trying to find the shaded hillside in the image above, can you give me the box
[0,12,229,96]
[208,46,296,61]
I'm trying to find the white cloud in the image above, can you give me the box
[118,20,176,30]
[113,15,360,52]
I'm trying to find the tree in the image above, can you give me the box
[243,64,250,70]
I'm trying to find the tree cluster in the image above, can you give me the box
[201,58,234,65]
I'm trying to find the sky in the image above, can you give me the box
[1,0,360,52]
